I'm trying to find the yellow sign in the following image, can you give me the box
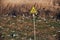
[30,6,37,14]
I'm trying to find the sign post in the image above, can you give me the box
[30,6,37,40]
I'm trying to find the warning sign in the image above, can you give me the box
[30,6,37,14]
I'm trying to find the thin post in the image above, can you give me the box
[33,14,36,40]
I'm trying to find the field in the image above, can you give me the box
[0,0,60,40]
[0,14,60,40]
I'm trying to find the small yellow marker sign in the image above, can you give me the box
[30,6,37,14]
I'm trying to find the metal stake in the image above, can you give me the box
[33,14,36,40]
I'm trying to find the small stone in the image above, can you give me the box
[5,14,8,16]
[30,38,32,40]
[13,16,16,18]
[7,35,10,37]
[50,16,53,18]
[18,20,21,22]
[53,34,56,37]
[12,31,15,33]
[11,39,14,40]
[57,20,60,22]
[12,23,15,24]
[41,18,46,21]
[58,31,60,32]
[38,20,41,22]
[13,34,16,37]
[51,26,55,29]
[4,18,6,20]
[8,18,10,20]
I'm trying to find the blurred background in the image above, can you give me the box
[0,0,60,40]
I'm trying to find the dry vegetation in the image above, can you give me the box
[0,0,60,40]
